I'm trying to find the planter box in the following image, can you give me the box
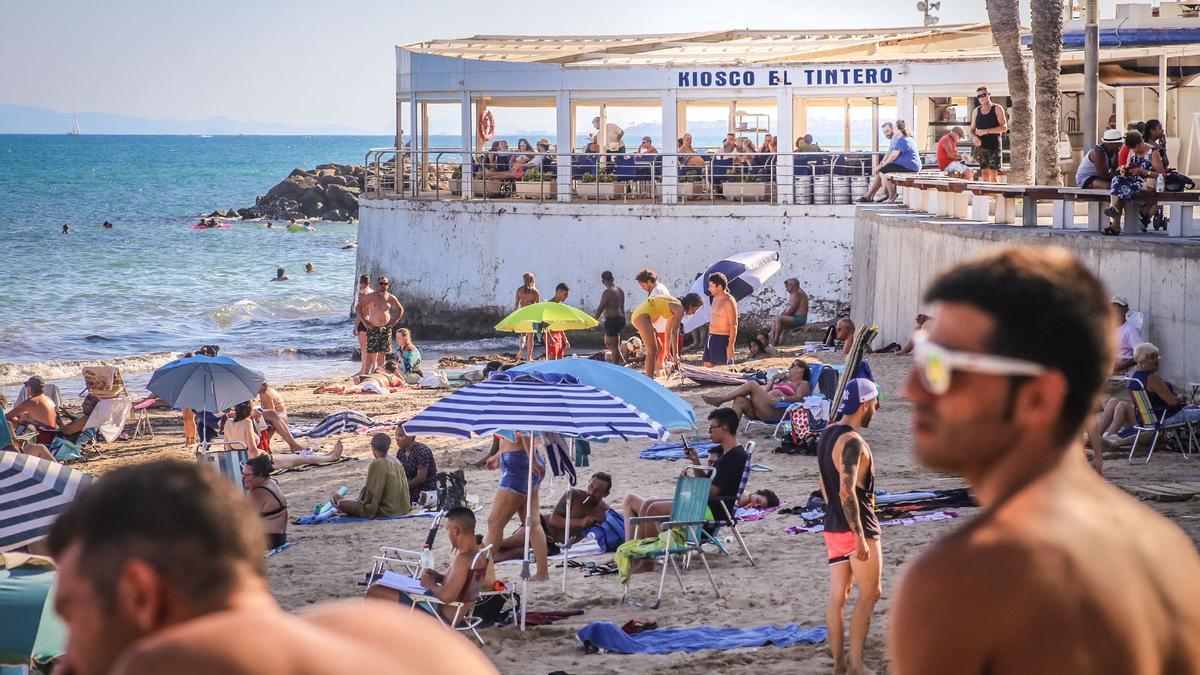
[677,181,702,199]
[575,182,622,200]
[722,182,770,201]
[470,180,506,198]
[449,178,462,195]
[515,181,557,199]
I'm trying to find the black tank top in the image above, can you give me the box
[817,424,879,537]
[974,105,1001,150]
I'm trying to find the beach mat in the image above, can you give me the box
[676,364,753,386]
[293,411,378,438]
[639,441,718,461]
[266,541,295,558]
[293,504,481,526]
[577,621,827,655]
[272,455,357,476]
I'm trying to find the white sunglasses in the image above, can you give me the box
[911,331,1046,395]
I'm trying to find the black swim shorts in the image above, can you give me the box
[365,325,391,354]
[604,316,626,337]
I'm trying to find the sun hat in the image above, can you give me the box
[1102,129,1124,142]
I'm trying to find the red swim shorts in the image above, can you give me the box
[823,530,857,565]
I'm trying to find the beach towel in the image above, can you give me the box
[615,529,684,583]
[495,535,604,565]
[293,504,481,525]
[83,397,132,443]
[578,509,625,552]
[293,411,376,438]
[638,441,718,461]
[788,510,959,534]
[543,432,577,485]
[676,364,753,386]
[577,621,827,654]
[270,455,357,476]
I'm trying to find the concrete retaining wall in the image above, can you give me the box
[852,207,1200,384]
[357,198,856,338]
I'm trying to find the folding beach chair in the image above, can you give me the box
[77,366,133,444]
[370,512,445,579]
[196,442,249,486]
[702,441,757,566]
[383,545,495,645]
[1125,378,1196,464]
[622,465,719,608]
[131,397,156,439]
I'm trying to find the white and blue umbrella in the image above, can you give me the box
[681,250,783,333]
[403,371,667,629]
[0,451,95,552]
[147,355,265,413]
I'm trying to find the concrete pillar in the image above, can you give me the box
[409,95,419,196]
[897,86,915,134]
[556,91,572,203]
[662,91,679,204]
[843,98,852,151]
[460,93,473,197]
[968,192,991,221]
[1159,54,1168,130]
[776,89,794,204]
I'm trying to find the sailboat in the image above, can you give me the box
[68,115,81,135]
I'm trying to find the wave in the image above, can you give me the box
[0,351,180,386]
[242,346,356,358]
[209,296,340,328]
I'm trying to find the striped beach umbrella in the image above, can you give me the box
[681,250,783,333]
[402,371,668,441]
[0,451,95,552]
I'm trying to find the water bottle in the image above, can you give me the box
[1156,173,1165,193]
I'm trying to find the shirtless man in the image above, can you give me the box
[593,271,626,364]
[817,379,882,675]
[353,275,373,376]
[768,278,809,347]
[48,460,495,675]
[515,272,541,362]
[257,382,311,453]
[705,273,738,367]
[495,472,613,561]
[271,267,290,282]
[356,276,404,374]
[890,246,1200,674]
[630,293,704,378]
[6,376,58,430]
[545,283,571,360]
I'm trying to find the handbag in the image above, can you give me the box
[1163,170,1195,192]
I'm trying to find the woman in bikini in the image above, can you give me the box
[701,359,813,420]
[242,454,289,549]
[484,432,549,581]
[317,360,406,394]
[515,273,541,362]
[353,275,373,376]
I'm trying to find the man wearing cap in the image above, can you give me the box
[1076,129,1124,189]
[1111,295,1142,374]
[6,376,58,431]
[816,378,882,675]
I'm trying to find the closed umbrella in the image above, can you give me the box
[147,355,265,413]
[681,250,783,333]
[403,371,666,629]
[0,557,65,665]
[0,451,94,552]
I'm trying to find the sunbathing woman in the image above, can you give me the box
[701,359,812,420]
[221,400,344,470]
[317,360,406,394]
[484,432,549,581]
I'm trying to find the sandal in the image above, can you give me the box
[1104,206,1120,219]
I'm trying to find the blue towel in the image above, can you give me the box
[638,441,718,461]
[577,621,827,654]
[578,509,625,552]
[294,511,441,525]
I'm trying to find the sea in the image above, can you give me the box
[0,134,520,400]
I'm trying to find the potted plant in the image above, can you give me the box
[575,169,621,199]
[721,168,770,201]
[449,165,463,194]
[515,167,557,199]
[470,169,505,197]
[677,169,702,199]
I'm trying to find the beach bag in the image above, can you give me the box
[50,436,84,463]
[1162,171,1195,192]
[434,470,467,511]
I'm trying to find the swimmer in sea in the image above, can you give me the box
[62,224,70,234]
[272,267,290,282]
[305,262,315,273]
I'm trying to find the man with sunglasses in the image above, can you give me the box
[817,378,882,675]
[356,275,405,375]
[969,86,1006,183]
[890,246,1200,674]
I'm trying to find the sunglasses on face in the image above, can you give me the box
[977,92,990,99]
[911,330,1045,395]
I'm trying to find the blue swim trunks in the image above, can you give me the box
[791,313,808,327]
[499,450,544,495]
[704,333,731,366]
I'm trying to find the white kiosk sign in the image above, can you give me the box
[675,67,895,88]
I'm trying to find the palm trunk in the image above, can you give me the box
[986,0,1034,184]
[1032,0,1065,185]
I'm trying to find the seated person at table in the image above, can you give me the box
[366,507,484,624]
[860,120,919,203]
[5,376,58,432]
[333,433,411,518]
[495,472,613,560]
[936,127,976,180]
[739,488,780,509]
[637,136,658,154]
[622,408,749,541]
[223,400,345,470]
[678,133,706,167]
[795,134,823,152]
[701,359,813,420]
[241,454,289,549]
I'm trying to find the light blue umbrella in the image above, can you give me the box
[512,359,696,431]
[0,562,65,664]
[147,355,265,413]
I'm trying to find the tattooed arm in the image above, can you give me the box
[839,435,871,561]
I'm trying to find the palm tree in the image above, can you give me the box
[1032,0,1065,184]
[985,0,1033,184]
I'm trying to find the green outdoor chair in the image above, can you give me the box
[622,465,719,608]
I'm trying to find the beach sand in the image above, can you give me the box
[72,349,1200,674]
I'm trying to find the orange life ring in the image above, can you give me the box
[478,110,495,141]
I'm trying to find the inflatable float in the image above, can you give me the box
[192,222,232,230]
[288,224,316,232]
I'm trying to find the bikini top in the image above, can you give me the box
[771,381,797,398]
[253,484,287,518]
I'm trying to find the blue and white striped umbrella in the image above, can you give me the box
[0,451,95,552]
[402,371,668,441]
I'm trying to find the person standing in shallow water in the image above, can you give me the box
[514,272,540,362]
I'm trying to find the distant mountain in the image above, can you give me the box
[0,104,386,135]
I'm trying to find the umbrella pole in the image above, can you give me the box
[562,478,571,593]
[520,430,534,631]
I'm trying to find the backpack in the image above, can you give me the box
[1162,171,1195,192]
[434,470,467,511]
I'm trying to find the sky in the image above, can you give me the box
[0,0,1124,134]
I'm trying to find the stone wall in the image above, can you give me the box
[357,198,857,338]
[852,207,1200,384]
